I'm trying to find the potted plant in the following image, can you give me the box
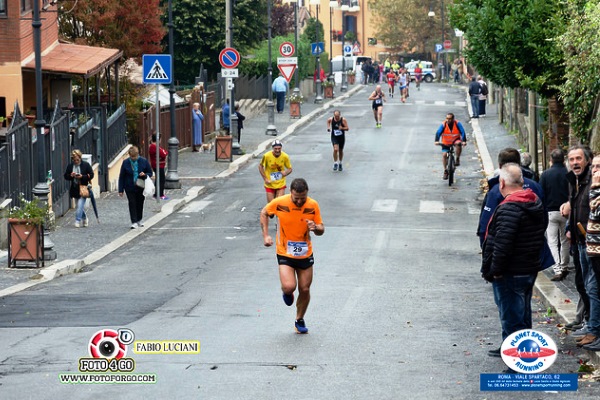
[347,70,356,85]
[322,80,335,98]
[287,92,305,118]
[4,195,47,268]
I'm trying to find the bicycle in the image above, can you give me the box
[446,143,456,186]
[446,139,465,186]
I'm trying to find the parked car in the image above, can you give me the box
[405,60,436,83]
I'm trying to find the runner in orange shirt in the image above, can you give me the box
[260,178,325,334]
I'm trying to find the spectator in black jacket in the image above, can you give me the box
[468,76,481,118]
[540,149,569,281]
[64,149,94,228]
[560,145,598,345]
[482,163,547,352]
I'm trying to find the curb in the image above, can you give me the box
[0,87,364,299]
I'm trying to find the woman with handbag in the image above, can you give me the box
[64,149,94,228]
[118,146,153,229]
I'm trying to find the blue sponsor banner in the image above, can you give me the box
[480,373,578,391]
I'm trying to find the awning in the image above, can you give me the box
[22,43,123,79]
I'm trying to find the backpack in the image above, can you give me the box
[481,83,489,96]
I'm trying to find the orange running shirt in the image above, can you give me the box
[264,194,323,259]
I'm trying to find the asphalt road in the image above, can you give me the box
[0,84,598,399]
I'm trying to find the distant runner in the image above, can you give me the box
[326,110,350,172]
[368,85,386,128]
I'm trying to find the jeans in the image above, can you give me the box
[275,91,286,113]
[578,243,600,336]
[492,274,537,340]
[75,197,87,222]
[470,95,479,117]
[547,211,569,273]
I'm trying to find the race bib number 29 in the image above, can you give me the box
[270,172,283,181]
[287,241,308,257]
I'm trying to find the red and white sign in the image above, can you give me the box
[352,43,361,54]
[279,42,295,57]
[219,47,241,69]
[443,40,452,50]
[278,64,296,83]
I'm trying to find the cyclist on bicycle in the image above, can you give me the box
[414,63,423,90]
[435,112,467,180]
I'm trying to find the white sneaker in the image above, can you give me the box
[83,219,88,227]
[138,220,144,227]
[131,223,138,229]
[75,221,81,228]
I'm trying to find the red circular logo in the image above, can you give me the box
[88,329,128,359]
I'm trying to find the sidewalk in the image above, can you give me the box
[0,86,362,297]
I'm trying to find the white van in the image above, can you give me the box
[331,55,372,84]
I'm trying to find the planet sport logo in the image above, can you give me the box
[500,329,557,373]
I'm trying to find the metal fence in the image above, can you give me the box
[0,101,128,212]
[0,104,34,208]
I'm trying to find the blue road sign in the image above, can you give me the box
[435,44,443,53]
[343,44,352,54]
[311,42,325,55]
[142,54,172,84]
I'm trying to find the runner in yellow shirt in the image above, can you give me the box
[258,140,293,204]
[260,178,325,334]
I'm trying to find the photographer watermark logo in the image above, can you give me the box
[501,329,557,373]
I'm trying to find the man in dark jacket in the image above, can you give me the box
[540,149,570,281]
[468,76,481,118]
[482,163,547,347]
[561,145,598,347]
[477,148,544,247]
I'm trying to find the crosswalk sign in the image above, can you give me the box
[143,54,172,84]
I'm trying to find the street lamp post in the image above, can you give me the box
[311,0,323,103]
[428,0,446,81]
[32,0,56,260]
[292,0,300,97]
[340,3,349,92]
[265,0,278,135]
[329,1,338,81]
[165,0,181,189]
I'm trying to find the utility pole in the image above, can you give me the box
[165,0,181,189]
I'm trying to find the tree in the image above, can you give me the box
[449,0,567,98]
[58,0,165,59]
[167,0,267,83]
[369,0,446,54]
[272,0,295,37]
[302,17,324,44]
[559,1,600,142]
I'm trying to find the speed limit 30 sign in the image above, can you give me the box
[279,42,295,57]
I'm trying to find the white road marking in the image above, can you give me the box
[179,200,212,213]
[467,203,481,215]
[365,231,386,273]
[224,200,243,213]
[419,200,444,214]
[371,199,398,212]
[434,100,446,106]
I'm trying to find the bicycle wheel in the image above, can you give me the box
[448,153,455,186]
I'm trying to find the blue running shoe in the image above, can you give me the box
[295,318,308,334]
[282,292,294,306]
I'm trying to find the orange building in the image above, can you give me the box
[0,0,122,121]
[306,0,388,65]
